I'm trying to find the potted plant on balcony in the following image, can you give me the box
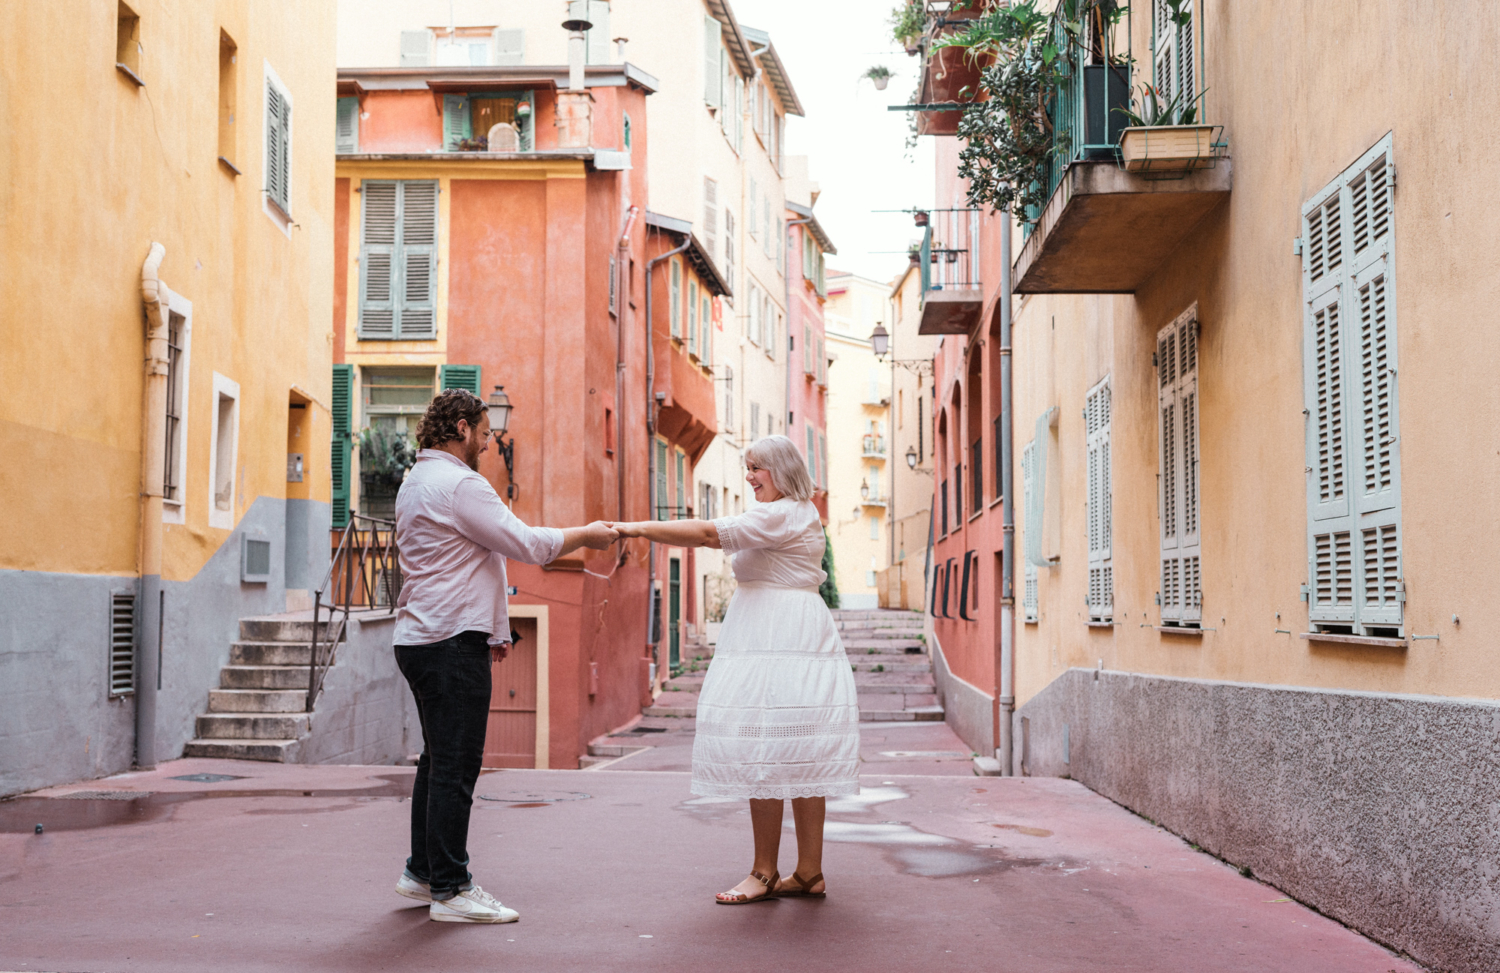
[889,1,925,55]
[863,65,893,91]
[1114,85,1220,172]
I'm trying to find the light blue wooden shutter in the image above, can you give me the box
[1158,310,1201,625]
[493,29,524,66]
[670,261,682,339]
[704,17,721,105]
[1021,440,1039,621]
[700,295,712,366]
[398,181,438,338]
[688,280,699,356]
[439,365,480,395]
[358,181,397,338]
[335,96,359,153]
[1086,376,1112,622]
[331,364,353,528]
[1304,136,1401,635]
[266,80,291,213]
[443,94,471,150]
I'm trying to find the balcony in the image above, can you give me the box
[916,207,983,335]
[862,435,887,459]
[1011,11,1230,294]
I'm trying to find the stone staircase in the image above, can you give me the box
[645,608,941,722]
[181,614,341,762]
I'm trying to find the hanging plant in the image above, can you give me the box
[863,65,894,90]
[888,1,926,53]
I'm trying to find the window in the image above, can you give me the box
[763,298,777,360]
[1086,377,1113,623]
[819,432,828,490]
[109,592,136,697]
[1152,0,1195,109]
[400,30,432,66]
[604,406,614,456]
[1158,311,1201,626]
[748,284,761,345]
[358,180,438,339]
[703,16,722,106]
[655,439,670,519]
[1303,136,1401,637]
[724,210,736,290]
[608,253,618,317]
[734,75,744,152]
[724,365,734,430]
[675,448,687,517]
[703,177,718,263]
[209,373,240,530]
[162,307,191,521]
[762,194,773,258]
[1022,440,1039,623]
[623,113,632,153]
[750,402,761,442]
[444,92,536,152]
[748,179,759,241]
[670,259,683,339]
[116,2,142,82]
[363,368,435,438]
[940,477,949,535]
[494,29,525,65]
[954,462,963,528]
[700,293,713,366]
[806,425,818,484]
[335,95,358,155]
[264,67,292,219]
[688,280,699,356]
[218,32,239,166]
[971,437,983,516]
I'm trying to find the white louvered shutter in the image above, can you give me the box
[493,29,524,66]
[265,80,291,214]
[1022,440,1039,622]
[359,181,398,338]
[704,17,722,106]
[703,177,718,264]
[335,96,359,154]
[1303,136,1401,635]
[1158,310,1201,625]
[400,30,431,66]
[1086,377,1113,622]
[399,181,438,338]
[688,280,699,356]
[1152,0,1193,112]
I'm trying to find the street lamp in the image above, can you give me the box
[487,385,518,499]
[860,479,870,501]
[906,445,918,470]
[870,322,890,358]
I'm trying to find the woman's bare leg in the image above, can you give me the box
[716,798,784,901]
[784,796,827,893]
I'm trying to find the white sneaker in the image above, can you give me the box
[429,883,519,923]
[395,873,432,903]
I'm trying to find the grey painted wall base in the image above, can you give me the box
[299,614,421,765]
[0,497,330,797]
[1016,668,1500,973]
[928,631,993,757]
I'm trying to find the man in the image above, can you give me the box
[390,388,617,923]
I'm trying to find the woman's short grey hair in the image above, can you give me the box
[745,435,815,502]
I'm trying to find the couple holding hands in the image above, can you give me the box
[391,389,859,923]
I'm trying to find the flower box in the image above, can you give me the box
[1119,125,1220,172]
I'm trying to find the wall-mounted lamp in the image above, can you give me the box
[870,322,890,359]
[487,385,518,499]
[906,445,918,470]
[860,479,871,501]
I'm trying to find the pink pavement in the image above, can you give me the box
[1,744,1420,973]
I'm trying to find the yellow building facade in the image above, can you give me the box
[0,0,336,796]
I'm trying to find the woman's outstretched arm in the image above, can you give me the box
[609,519,721,549]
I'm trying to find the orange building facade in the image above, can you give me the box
[331,64,699,768]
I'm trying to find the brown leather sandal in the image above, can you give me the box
[715,870,779,904]
[776,872,827,898]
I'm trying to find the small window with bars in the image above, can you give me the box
[109,593,136,697]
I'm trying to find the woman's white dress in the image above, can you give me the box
[691,498,860,799]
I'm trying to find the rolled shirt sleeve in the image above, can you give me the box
[451,476,564,565]
[713,502,792,555]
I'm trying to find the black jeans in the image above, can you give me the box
[395,631,491,901]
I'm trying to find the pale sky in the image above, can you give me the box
[734,0,936,284]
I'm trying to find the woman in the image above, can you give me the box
[610,436,859,904]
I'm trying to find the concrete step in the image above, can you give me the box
[219,665,313,690]
[831,610,923,621]
[587,741,650,758]
[208,688,306,713]
[238,616,343,643]
[850,680,937,695]
[194,712,310,740]
[181,738,302,762]
[837,625,925,639]
[230,641,314,666]
[848,660,931,674]
[860,704,945,723]
[643,692,699,718]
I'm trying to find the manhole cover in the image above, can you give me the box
[477,790,591,804]
[56,790,147,800]
[170,773,247,783]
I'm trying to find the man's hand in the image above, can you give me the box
[605,521,644,538]
[580,521,620,550]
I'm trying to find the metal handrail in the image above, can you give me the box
[306,513,401,712]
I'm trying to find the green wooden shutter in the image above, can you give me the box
[358,181,397,338]
[398,181,438,338]
[331,364,353,528]
[335,96,359,154]
[443,94,471,149]
[439,365,481,395]
[1304,136,1400,635]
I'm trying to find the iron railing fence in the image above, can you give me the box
[918,208,982,296]
[307,514,401,711]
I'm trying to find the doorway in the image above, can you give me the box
[484,617,538,768]
[669,557,681,673]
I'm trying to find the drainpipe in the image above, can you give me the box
[616,205,640,525]
[784,217,811,440]
[997,208,1016,775]
[137,242,169,770]
[644,234,692,676]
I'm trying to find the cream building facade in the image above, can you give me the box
[880,263,939,610]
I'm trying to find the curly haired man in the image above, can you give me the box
[390,388,617,923]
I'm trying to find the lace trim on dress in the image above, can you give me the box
[696,720,861,739]
[714,518,741,555]
[690,780,861,800]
